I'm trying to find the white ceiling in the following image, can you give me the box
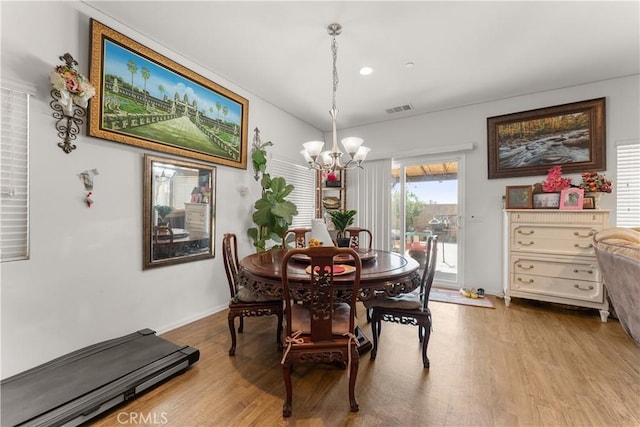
[84,1,639,132]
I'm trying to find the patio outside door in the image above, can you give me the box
[391,156,463,287]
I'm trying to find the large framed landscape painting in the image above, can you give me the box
[88,19,248,169]
[487,98,605,179]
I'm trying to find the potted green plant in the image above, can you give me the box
[328,209,357,247]
[247,129,298,252]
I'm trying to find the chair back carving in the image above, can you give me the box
[345,227,373,250]
[281,227,312,249]
[281,246,361,342]
[420,235,438,310]
[222,233,240,298]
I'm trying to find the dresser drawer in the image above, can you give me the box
[511,234,595,256]
[511,273,605,304]
[509,210,608,226]
[511,255,601,282]
[186,210,207,224]
[512,224,597,240]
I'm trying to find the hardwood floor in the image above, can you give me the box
[89,297,640,426]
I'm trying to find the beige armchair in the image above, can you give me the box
[593,227,640,344]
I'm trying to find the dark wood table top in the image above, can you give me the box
[238,248,420,301]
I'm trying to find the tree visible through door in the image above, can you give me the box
[391,161,459,284]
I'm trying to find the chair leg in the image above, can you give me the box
[282,359,293,418]
[370,318,379,360]
[422,323,431,368]
[349,347,360,412]
[276,311,284,352]
[227,314,237,356]
[238,315,244,333]
[366,307,372,323]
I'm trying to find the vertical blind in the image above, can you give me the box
[616,141,640,227]
[349,158,393,251]
[268,157,316,227]
[1,86,30,261]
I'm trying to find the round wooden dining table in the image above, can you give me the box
[238,248,421,353]
[238,248,420,300]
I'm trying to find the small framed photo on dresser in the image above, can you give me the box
[505,185,533,209]
[583,196,596,209]
[559,188,584,210]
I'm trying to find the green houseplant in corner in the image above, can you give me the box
[328,209,357,247]
[247,128,298,252]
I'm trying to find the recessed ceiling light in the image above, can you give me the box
[359,66,373,76]
[404,62,415,69]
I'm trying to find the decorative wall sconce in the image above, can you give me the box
[49,53,96,153]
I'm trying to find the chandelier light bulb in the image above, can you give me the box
[302,140,325,158]
[353,146,371,163]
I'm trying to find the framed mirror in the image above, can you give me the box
[143,154,216,269]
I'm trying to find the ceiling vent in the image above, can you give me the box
[385,104,413,114]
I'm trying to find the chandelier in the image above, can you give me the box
[300,23,370,172]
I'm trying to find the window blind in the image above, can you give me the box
[1,86,30,261]
[616,141,640,227]
[268,157,315,227]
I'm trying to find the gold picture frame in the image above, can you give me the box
[89,19,249,169]
[488,98,606,179]
[506,185,533,209]
[143,154,216,269]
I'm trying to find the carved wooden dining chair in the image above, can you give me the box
[345,227,373,250]
[281,227,312,248]
[365,235,438,368]
[152,225,175,259]
[222,233,283,356]
[344,227,374,321]
[280,246,362,417]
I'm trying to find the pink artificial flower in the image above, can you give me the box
[541,165,572,192]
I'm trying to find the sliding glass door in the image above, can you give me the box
[391,155,464,287]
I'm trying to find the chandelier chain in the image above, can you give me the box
[331,35,339,112]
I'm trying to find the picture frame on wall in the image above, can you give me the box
[505,185,533,209]
[559,188,584,210]
[88,19,249,169]
[487,98,606,179]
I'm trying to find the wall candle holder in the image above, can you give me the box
[49,53,95,154]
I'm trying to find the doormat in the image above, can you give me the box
[429,288,495,309]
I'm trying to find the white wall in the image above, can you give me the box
[2,1,638,378]
[0,1,321,378]
[342,75,639,295]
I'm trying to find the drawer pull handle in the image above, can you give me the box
[517,263,534,270]
[573,268,593,274]
[517,241,535,246]
[517,277,534,284]
[574,243,593,249]
[574,284,594,291]
[517,229,535,235]
[574,231,595,237]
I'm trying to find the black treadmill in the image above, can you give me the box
[1,329,199,427]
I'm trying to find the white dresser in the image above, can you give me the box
[184,203,210,239]
[502,209,610,322]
